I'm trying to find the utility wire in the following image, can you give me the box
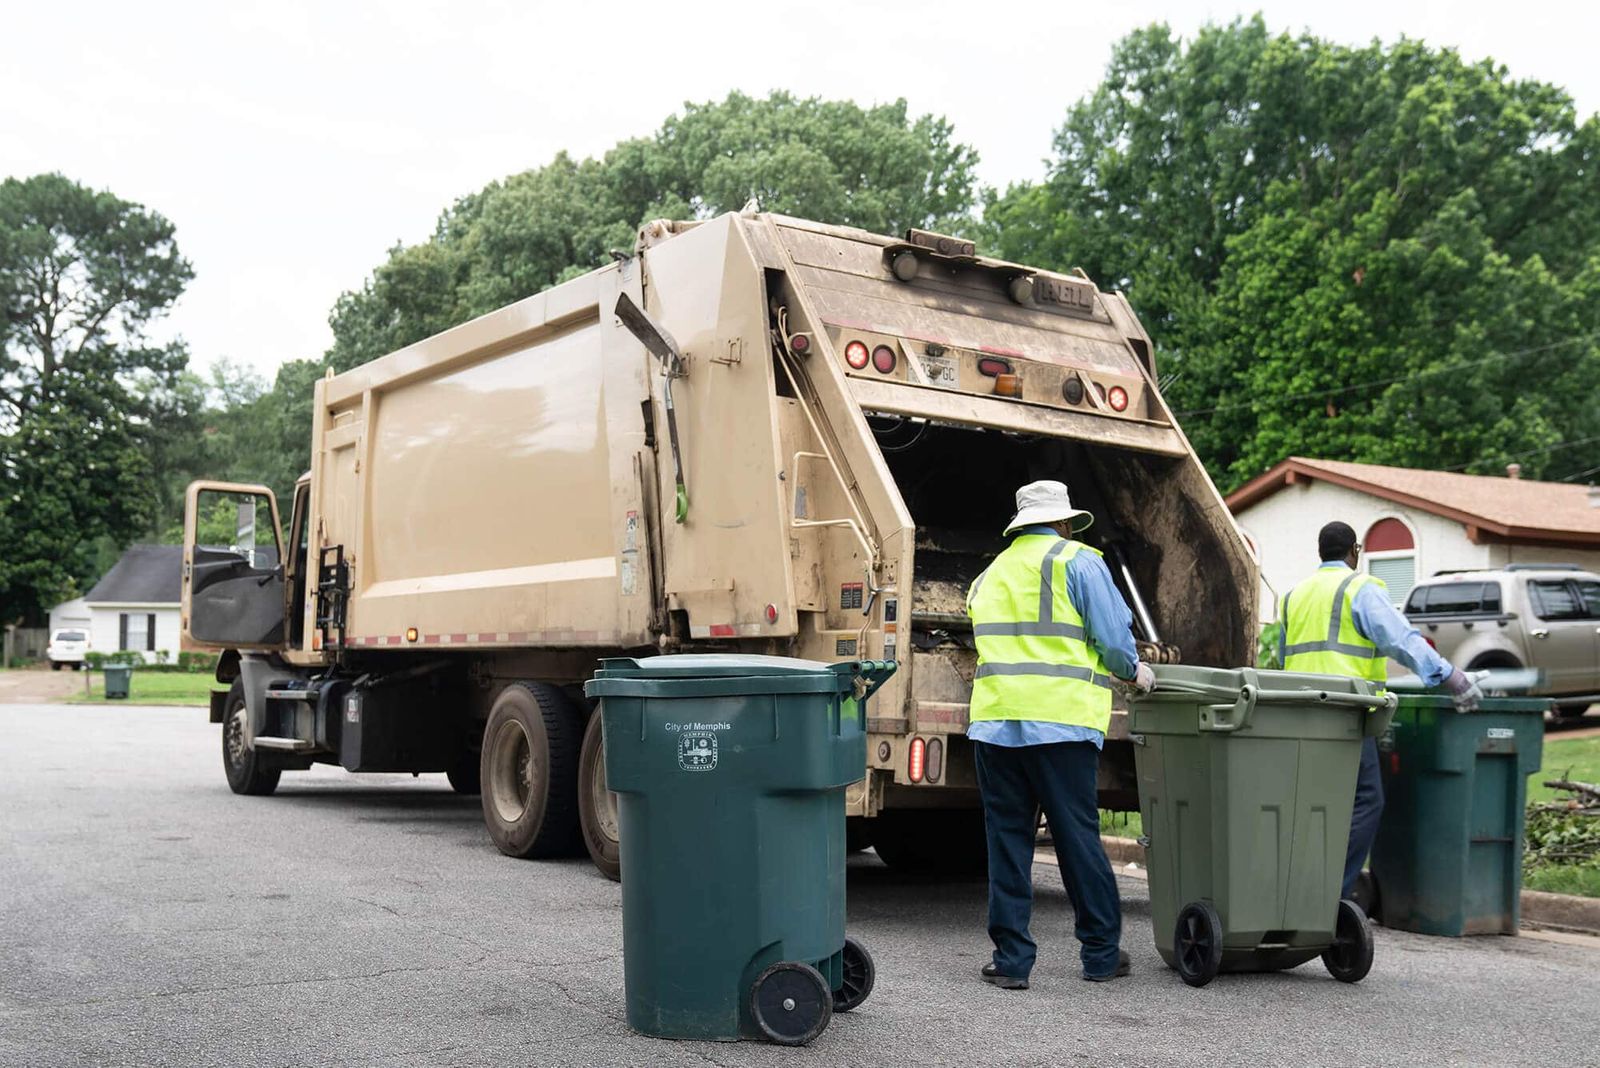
[1437,433,1600,473]
[1173,332,1599,417]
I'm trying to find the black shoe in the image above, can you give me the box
[980,963,1029,990]
[1083,949,1131,982]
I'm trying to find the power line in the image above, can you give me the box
[1437,433,1600,473]
[1173,332,1599,417]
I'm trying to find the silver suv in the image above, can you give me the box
[1404,564,1599,717]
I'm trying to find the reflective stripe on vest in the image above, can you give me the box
[1281,567,1387,683]
[965,535,1113,732]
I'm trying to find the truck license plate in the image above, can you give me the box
[918,353,958,387]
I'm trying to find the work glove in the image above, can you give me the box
[1122,662,1156,697]
[1442,668,1482,714]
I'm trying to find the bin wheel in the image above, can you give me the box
[750,961,832,1046]
[1174,901,1224,988]
[1322,899,1375,983]
[833,936,875,1013]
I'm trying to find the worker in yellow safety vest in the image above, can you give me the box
[1281,521,1482,900]
[966,480,1155,989]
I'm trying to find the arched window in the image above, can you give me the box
[1364,517,1417,606]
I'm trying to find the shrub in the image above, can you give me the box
[177,651,220,674]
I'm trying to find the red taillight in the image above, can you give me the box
[1423,635,1437,650]
[844,340,870,369]
[765,603,779,624]
[1107,385,1129,412]
[1388,752,1401,775]
[977,357,1012,377]
[908,737,926,783]
[872,344,897,374]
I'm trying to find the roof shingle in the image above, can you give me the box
[83,545,183,605]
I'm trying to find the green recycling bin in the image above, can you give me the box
[103,664,132,700]
[1130,665,1396,987]
[1368,692,1547,936]
[584,655,894,1046]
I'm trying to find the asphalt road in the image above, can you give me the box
[2,703,1596,1068]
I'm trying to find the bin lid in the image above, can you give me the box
[593,654,835,679]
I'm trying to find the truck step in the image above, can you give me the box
[266,688,318,700]
[253,736,315,751]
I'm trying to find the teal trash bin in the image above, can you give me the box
[584,655,894,1046]
[103,664,132,700]
[1369,691,1547,936]
[1130,665,1396,987]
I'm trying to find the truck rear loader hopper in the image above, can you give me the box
[182,212,1256,879]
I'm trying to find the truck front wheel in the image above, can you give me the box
[480,682,582,859]
[578,711,621,881]
[221,680,281,796]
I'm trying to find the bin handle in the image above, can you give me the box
[829,659,897,703]
[1197,683,1256,733]
[1148,682,1395,733]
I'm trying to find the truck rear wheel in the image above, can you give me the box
[578,711,621,881]
[221,680,281,796]
[480,682,582,859]
[869,809,988,876]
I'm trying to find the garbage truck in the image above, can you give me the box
[182,212,1256,879]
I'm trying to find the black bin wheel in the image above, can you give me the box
[1322,898,1375,983]
[833,936,875,1013]
[1174,900,1224,988]
[750,961,832,1046]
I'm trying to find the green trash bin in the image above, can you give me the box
[103,664,132,700]
[1368,691,1547,936]
[1130,665,1396,987]
[584,654,894,1046]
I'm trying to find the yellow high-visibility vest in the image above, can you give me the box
[1281,566,1387,683]
[966,534,1114,731]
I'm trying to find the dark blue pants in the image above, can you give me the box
[1343,737,1385,898]
[973,740,1122,979]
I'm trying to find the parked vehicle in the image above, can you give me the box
[1404,564,1600,716]
[181,213,1256,878]
[46,629,89,670]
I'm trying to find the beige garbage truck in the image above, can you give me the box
[183,212,1255,878]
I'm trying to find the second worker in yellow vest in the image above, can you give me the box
[966,479,1154,989]
[1280,520,1481,902]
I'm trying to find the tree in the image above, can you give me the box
[328,92,982,371]
[988,20,1600,487]
[0,174,193,622]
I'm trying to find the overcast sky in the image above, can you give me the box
[3,0,1596,382]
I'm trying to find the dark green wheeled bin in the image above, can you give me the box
[1368,691,1547,936]
[584,654,894,1046]
[1130,665,1397,987]
[103,664,132,699]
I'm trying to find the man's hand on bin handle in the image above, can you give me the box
[1119,662,1156,697]
[1443,668,1482,714]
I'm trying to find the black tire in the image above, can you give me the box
[446,748,481,795]
[479,681,582,859]
[869,809,987,876]
[1555,702,1592,720]
[1322,898,1375,983]
[1174,900,1224,988]
[833,936,875,1013]
[845,817,872,854]
[750,961,832,1046]
[51,660,62,672]
[221,680,280,796]
[578,708,621,881]
[1351,869,1382,924]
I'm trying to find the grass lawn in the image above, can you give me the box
[68,672,227,707]
[1531,735,1600,803]
[1524,863,1600,897]
[1099,809,1143,839]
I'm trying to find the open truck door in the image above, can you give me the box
[182,481,287,650]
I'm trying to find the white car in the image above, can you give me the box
[46,629,89,670]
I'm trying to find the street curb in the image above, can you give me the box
[1101,835,1144,866]
[1522,889,1600,935]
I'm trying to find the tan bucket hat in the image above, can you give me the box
[1002,479,1094,536]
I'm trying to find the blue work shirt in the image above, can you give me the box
[967,525,1142,750]
[1279,562,1453,686]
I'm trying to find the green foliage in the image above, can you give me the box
[84,649,218,673]
[1257,622,1282,669]
[0,174,193,622]
[989,19,1600,488]
[328,91,981,372]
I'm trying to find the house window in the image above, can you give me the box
[1364,518,1416,607]
[118,613,157,652]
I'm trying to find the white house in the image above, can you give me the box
[82,545,184,664]
[48,596,92,635]
[1227,457,1600,623]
